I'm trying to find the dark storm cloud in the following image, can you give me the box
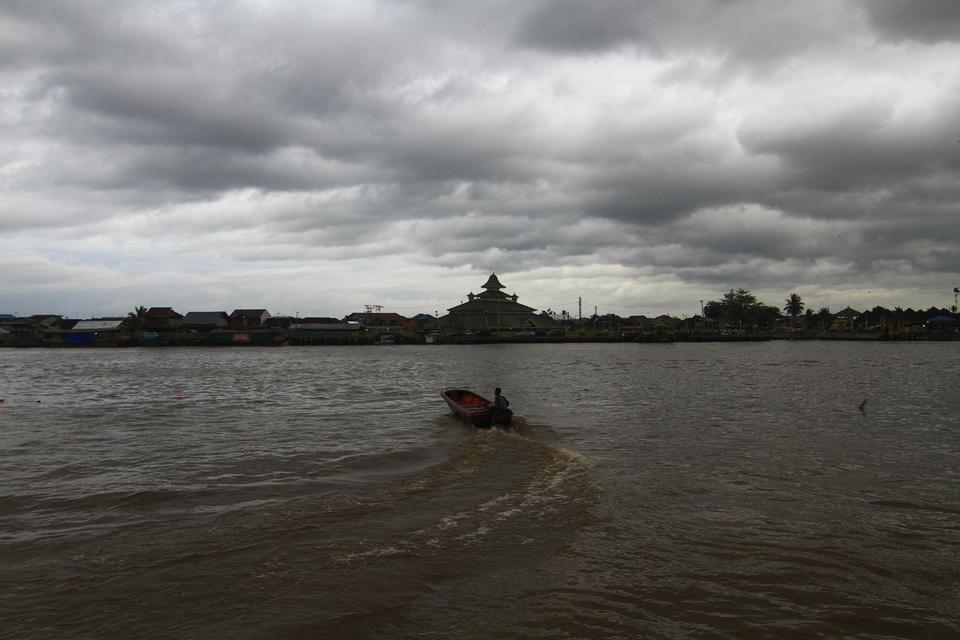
[512,0,852,67]
[513,0,657,53]
[863,0,960,43]
[54,68,297,154]
[738,98,960,194]
[0,0,196,74]
[2,0,959,314]
[581,159,775,225]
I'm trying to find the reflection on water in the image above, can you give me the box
[1,342,958,638]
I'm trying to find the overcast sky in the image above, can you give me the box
[2,0,959,319]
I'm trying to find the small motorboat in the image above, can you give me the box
[441,388,512,428]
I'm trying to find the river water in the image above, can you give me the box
[1,342,958,639]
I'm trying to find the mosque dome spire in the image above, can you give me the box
[482,273,505,291]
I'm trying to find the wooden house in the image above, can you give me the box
[830,307,861,332]
[344,312,407,328]
[229,309,271,328]
[181,311,230,331]
[143,307,183,330]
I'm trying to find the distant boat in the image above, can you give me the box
[377,334,397,345]
[441,388,512,428]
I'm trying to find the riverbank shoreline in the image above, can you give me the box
[2,332,957,347]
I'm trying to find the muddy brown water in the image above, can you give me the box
[1,342,958,638]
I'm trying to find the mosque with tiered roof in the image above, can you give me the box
[442,273,550,331]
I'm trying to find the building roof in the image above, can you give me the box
[145,307,183,319]
[447,273,536,315]
[447,298,536,314]
[73,320,125,330]
[346,312,407,321]
[925,307,953,317]
[182,311,229,325]
[482,273,505,290]
[290,322,361,331]
[523,315,559,328]
[834,307,861,318]
[230,309,270,317]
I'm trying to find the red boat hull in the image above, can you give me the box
[441,389,512,428]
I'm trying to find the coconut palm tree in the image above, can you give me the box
[784,293,804,327]
[127,305,147,329]
[818,307,832,332]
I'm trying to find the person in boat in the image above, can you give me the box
[490,387,510,423]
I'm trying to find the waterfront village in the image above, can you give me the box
[1,274,958,348]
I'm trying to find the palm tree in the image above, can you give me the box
[893,306,904,335]
[784,293,804,327]
[818,307,832,332]
[127,305,147,329]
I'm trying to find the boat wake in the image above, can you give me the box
[246,424,597,635]
[335,426,595,561]
[3,416,597,639]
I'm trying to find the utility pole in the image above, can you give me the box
[578,297,582,321]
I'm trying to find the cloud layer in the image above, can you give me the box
[2,0,958,317]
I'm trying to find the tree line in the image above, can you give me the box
[543,288,955,332]
[702,289,954,331]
